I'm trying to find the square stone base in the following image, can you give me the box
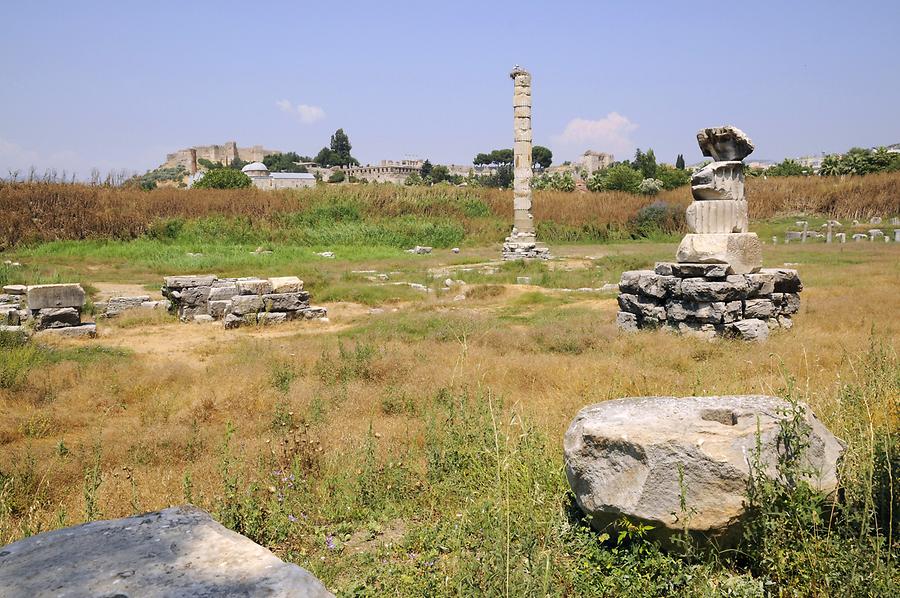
[676,233,761,274]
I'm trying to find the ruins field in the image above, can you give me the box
[0,179,897,594]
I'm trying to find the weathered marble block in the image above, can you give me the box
[686,199,748,233]
[26,284,85,310]
[676,233,762,274]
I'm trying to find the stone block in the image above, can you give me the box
[230,295,263,316]
[744,298,776,319]
[686,199,748,233]
[777,315,793,329]
[236,279,273,295]
[2,284,26,295]
[268,276,303,293]
[208,300,232,319]
[258,312,288,325]
[564,395,840,548]
[298,307,328,319]
[636,273,678,300]
[179,305,208,320]
[724,300,743,323]
[617,293,666,321]
[163,275,216,289]
[34,307,81,330]
[675,321,718,340]
[727,318,769,342]
[34,323,97,339]
[745,272,776,296]
[759,268,803,293]
[680,275,750,302]
[193,314,215,324]
[179,286,211,306]
[780,293,801,315]
[26,284,85,310]
[656,262,731,278]
[262,292,310,312]
[676,233,762,274]
[618,270,653,293]
[616,311,639,332]
[208,284,239,301]
[0,506,332,597]
[666,300,725,324]
[104,296,151,317]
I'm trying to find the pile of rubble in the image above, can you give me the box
[617,264,801,341]
[1,283,96,338]
[161,275,327,329]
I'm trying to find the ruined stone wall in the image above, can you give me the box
[163,143,281,170]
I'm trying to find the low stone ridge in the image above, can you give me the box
[564,395,843,548]
[162,275,326,328]
[616,264,802,340]
[0,505,333,597]
[95,296,171,318]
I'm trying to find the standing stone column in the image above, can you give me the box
[503,66,550,260]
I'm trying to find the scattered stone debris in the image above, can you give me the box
[406,246,433,255]
[451,247,460,254]
[252,246,273,255]
[516,276,532,284]
[564,395,843,549]
[161,275,327,329]
[315,251,335,258]
[186,252,203,257]
[0,505,333,597]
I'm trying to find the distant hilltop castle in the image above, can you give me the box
[164,141,281,174]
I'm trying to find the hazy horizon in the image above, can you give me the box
[2,0,899,177]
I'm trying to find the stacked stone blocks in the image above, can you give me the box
[162,275,326,329]
[617,263,802,341]
[0,284,97,338]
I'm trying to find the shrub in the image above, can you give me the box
[638,178,663,196]
[327,170,345,183]
[192,169,252,189]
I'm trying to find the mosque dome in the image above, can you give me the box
[241,162,269,177]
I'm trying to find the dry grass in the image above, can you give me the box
[1,242,896,548]
[2,173,898,247]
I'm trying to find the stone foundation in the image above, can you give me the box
[2,284,98,338]
[162,275,327,329]
[501,237,551,260]
[616,263,802,341]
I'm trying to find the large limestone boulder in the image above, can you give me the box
[564,396,843,547]
[0,505,333,597]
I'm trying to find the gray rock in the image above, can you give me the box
[727,318,769,342]
[193,314,215,323]
[637,273,678,300]
[179,286,211,307]
[666,300,726,324]
[744,298,776,319]
[230,295,264,316]
[269,276,304,293]
[745,272,776,297]
[675,321,718,340]
[680,275,749,302]
[104,296,151,317]
[0,505,332,597]
[617,293,666,321]
[33,307,81,330]
[774,292,801,315]
[406,246,433,255]
[564,395,842,547]
[2,284,27,295]
[163,275,217,289]
[34,323,97,339]
[258,311,289,325]
[1,307,21,326]
[760,268,802,293]
[723,300,743,323]
[655,262,731,279]
[696,126,754,161]
[263,293,310,312]
[209,283,239,301]
[618,270,652,293]
[237,279,273,296]
[616,311,639,332]
[26,284,85,310]
[298,307,328,320]
[208,300,232,319]
[777,315,793,329]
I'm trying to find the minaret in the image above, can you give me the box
[502,66,550,260]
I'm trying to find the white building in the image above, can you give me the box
[241,162,315,190]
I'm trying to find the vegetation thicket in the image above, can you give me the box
[1,172,898,249]
[191,168,252,190]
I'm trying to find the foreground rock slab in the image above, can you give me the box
[0,505,333,597]
[564,396,843,548]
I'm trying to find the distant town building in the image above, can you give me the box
[345,159,423,184]
[165,141,280,174]
[240,162,315,190]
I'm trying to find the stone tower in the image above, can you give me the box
[502,66,550,260]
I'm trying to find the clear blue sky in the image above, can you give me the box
[2,0,898,176]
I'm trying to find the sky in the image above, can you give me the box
[1,0,899,177]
